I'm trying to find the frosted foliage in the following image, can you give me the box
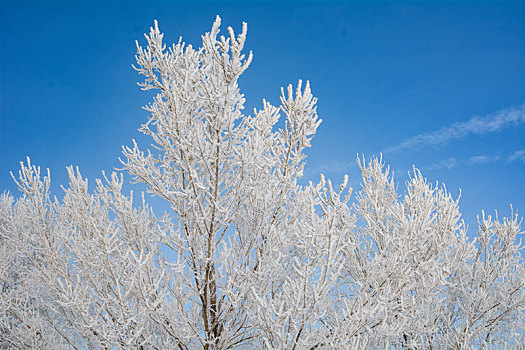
[1,17,524,349]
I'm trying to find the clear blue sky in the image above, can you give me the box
[1,0,524,232]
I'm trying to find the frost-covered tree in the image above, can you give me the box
[1,17,523,349]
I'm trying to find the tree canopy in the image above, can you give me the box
[1,17,523,349]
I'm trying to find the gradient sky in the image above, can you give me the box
[1,0,524,233]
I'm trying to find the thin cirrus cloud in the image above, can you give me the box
[385,103,525,154]
[429,151,525,170]
[508,150,525,162]
[429,155,501,170]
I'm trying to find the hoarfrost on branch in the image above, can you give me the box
[1,16,523,349]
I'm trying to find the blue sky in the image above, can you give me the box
[1,0,524,232]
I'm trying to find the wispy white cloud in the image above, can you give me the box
[428,150,525,170]
[429,157,460,170]
[385,104,525,153]
[467,155,500,165]
[508,150,525,162]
